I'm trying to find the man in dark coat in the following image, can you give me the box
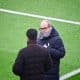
[12,28,51,80]
[37,20,65,80]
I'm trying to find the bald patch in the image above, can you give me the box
[40,20,51,28]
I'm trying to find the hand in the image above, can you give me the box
[43,44,48,48]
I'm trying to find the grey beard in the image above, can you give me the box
[37,32,43,39]
[38,28,52,39]
[42,30,51,37]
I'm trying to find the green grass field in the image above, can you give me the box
[0,0,80,80]
[66,74,80,80]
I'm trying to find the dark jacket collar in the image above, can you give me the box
[50,27,59,37]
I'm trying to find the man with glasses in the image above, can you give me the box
[37,20,65,80]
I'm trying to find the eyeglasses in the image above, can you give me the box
[39,26,50,30]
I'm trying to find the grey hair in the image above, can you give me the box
[41,19,51,26]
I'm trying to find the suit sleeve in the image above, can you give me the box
[47,37,65,59]
[12,50,24,76]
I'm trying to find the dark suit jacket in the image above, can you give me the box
[12,41,51,80]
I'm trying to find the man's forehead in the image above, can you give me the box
[40,20,49,27]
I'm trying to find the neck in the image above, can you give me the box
[27,40,36,46]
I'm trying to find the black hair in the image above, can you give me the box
[26,28,37,40]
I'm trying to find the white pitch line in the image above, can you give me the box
[60,68,80,80]
[0,8,80,80]
[0,8,80,25]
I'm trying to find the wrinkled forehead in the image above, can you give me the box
[40,20,49,28]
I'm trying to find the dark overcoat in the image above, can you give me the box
[13,42,51,80]
[37,27,65,80]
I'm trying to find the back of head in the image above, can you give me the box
[26,28,37,40]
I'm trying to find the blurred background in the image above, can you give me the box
[0,0,80,80]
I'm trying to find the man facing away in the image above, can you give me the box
[37,20,65,80]
[12,28,52,80]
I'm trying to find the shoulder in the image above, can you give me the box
[36,44,49,54]
[19,47,28,54]
[50,28,62,41]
